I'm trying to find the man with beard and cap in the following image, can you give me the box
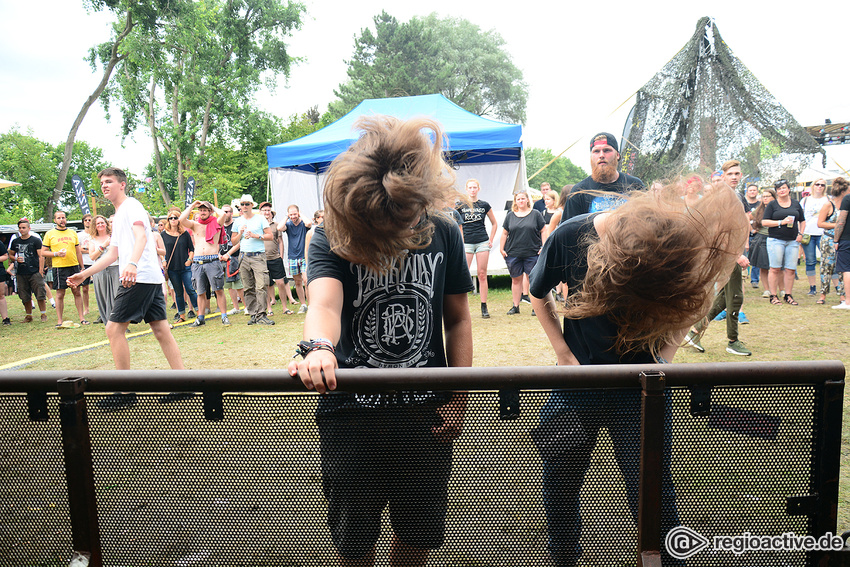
[229,194,275,325]
[561,133,645,223]
[178,200,231,327]
[43,210,88,327]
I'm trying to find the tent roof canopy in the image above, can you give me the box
[266,94,523,173]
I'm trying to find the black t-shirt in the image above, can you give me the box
[529,213,654,366]
[0,240,8,283]
[533,198,547,213]
[503,210,545,258]
[740,194,759,214]
[9,234,42,276]
[840,194,850,243]
[764,199,805,241]
[162,231,194,270]
[456,199,492,244]
[561,173,644,222]
[307,216,474,415]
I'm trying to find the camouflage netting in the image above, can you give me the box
[620,17,825,186]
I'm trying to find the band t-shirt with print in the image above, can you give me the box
[307,216,474,415]
[456,199,492,244]
[9,235,42,275]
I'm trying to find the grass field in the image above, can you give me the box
[1,270,849,553]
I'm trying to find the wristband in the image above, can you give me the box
[128,261,138,268]
[293,338,335,359]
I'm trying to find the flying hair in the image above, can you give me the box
[322,115,456,273]
[563,177,748,358]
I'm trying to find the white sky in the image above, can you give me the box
[3,0,850,178]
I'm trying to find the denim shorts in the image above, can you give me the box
[464,241,490,255]
[766,237,800,270]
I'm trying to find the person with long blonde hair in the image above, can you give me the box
[85,215,120,323]
[529,177,748,566]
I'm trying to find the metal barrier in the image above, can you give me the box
[0,361,845,567]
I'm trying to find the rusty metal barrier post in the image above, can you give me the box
[58,377,102,567]
[637,370,665,567]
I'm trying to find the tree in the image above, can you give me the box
[0,129,109,222]
[104,0,305,206]
[333,12,527,124]
[47,0,181,220]
[524,148,587,191]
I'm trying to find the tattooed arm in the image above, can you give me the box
[834,209,848,242]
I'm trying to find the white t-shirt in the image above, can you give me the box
[78,231,93,266]
[231,213,269,254]
[802,195,829,236]
[111,197,164,284]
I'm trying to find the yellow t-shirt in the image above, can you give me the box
[42,228,80,268]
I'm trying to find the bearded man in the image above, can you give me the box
[561,133,645,223]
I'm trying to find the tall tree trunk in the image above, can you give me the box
[171,64,186,204]
[147,78,170,206]
[47,11,134,220]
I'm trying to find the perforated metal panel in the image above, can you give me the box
[0,394,72,564]
[0,384,831,566]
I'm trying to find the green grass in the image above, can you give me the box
[1,271,849,534]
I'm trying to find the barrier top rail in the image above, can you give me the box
[0,360,843,393]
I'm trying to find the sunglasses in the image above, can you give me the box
[167,216,178,220]
[241,202,252,206]
[814,183,826,187]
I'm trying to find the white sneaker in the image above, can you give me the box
[832,303,850,310]
[227,308,240,315]
[298,304,308,314]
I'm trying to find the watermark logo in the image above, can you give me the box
[665,526,845,559]
[665,526,710,559]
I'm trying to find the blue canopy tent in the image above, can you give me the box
[265,94,526,233]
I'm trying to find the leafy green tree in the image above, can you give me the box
[333,11,528,124]
[104,0,305,206]
[0,129,109,222]
[524,148,587,191]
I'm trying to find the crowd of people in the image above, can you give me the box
[1,195,317,330]
[1,119,847,565]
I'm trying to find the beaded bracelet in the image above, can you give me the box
[293,338,335,360]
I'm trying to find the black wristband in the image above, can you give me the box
[293,339,335,360]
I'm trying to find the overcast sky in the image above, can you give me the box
[3,0,850,177]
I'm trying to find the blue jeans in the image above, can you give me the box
[801,235,821,277]
[539,388,680,566]
[168,267,198,314]
[767,237,800,271]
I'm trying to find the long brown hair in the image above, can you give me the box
[164,207,185,235]
[322,115,456,273]
[564,178,748,357]
[86,214,111,238]
[752,188,777,230]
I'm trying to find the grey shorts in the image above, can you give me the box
[191,257,224,294]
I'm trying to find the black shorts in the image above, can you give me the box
[266,257,288,282]
[110,283,168,324]
[836,241,850,273]
[505,255,539,278]
[52,266,81,290]
[317,406,453,559]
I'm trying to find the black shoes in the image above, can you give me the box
[506,305,520,315]
[481,303,490,319]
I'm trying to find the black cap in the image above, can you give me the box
[590,132,619,153]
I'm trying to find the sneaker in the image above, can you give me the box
[170,302,176,309]
[247,314,257,325]
[684,331,705,353]
[726,340,752,356]
[762,290,771,298]
[531,309,536,316]
[808,285,817,296]
[204,308,211,315]
[190,317,205,327]
[158,392,196,404]
[50,299,56,308]
[221,314,231,326]
[738,312,750,324]
[96,392,137,411]
[40,314,48,323]
[713,309,727,321]
[751,282,759,288]
[187,310,196,319]
[227,308,240,315]
[481,303,490,319]
[520,294,531,304]
[255,314,275,325]
[24,315,33,323]
[298,304,308,314]
[506,305,520,315]
[2,318,10,326]
[832,303,850,310]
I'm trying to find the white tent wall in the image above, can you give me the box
[268,158,527,276]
